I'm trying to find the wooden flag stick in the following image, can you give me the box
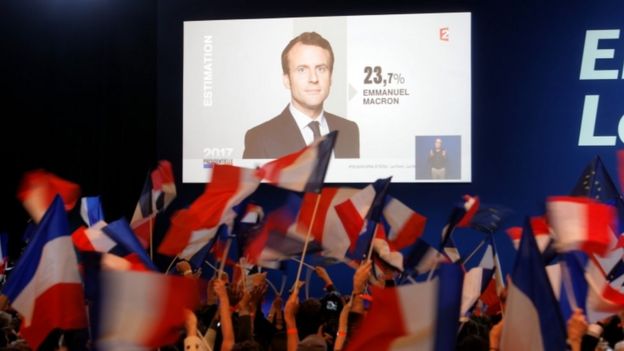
[264,278,280,296]
[460,237,488,266]
[149,217,154,260]
[365,222,380,262]
[293,194,322,288]
[491,237,506,292]
[290,257,315,270]
[216,238,233,280]
[560,261,579,310]
[279,273,287,296]
[305,266,313,300]
[165,255,179,274]
[427,224,457,281]
[204,260,218,272]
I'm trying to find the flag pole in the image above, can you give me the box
[560,260,579,310]
[265,277,280,296]
[427,224,456,281]
[459,237,488,266]
[305,266,313,300]
[290,257,315,270]
[490,237,506,294]
[204,260,218,272]
[279,272,287,296]
[165,255,179,274]
[149,218,154,260]
[293,194,322,288]
[365,222,380,262]
[217,238,233,280]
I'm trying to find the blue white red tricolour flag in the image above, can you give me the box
[547,196,617,256]
[440,196,480,262]
[460,241,495,316]
[346,264,463,351]
[80,196,105,227]
[335,179,426,254]
[257,131,336,193]
[559,250,624,323]
[402,239,444,277]
[506,216,552,252]
[17,170,81,223]
[2,196,87,350]
[296,187,363,260]
[72,221,115,253]
[158,164,260,259]
[131,160,177,247]
[243,192,324,268]
[72,218,157,271]
[500,217,567,351]
[87,258,199,350]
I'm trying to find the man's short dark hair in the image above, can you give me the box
[281,32,334,75]
[295,299,324,339]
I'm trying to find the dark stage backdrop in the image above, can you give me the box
[1,0,623,299]
[0,0,158,256]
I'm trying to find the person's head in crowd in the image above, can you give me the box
[0,311,12,330]
[456,334,488,351]
[296,299,324,340]
[319,292,342,337]
[268,331,287,351]
[457,317,489,351]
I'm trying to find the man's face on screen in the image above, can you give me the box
[283,43,332,117]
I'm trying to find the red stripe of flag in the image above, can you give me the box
[143,276,199,347]
[335,199,366,251]
[20,283,87,350]
[71,226,96,252]
[345,286,407,351]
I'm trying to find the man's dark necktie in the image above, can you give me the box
[308,120,322,142]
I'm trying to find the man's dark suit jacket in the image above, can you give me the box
[242,106,360,159]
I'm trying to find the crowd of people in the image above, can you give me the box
[2,256,624,351]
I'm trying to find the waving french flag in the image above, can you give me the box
[547,196,616,256]
[335,178,426,254]
[85,255,199,350]
[72,221,116,253]
[296,187,362,259]
[131,160,177,247]
[257,131,336,193]
[72,218,157,271]
[506,216,552,252]
[3,196,87,350]
[17,170,81,223]
[159,164,260,259]
[80,196,105,227]
[559,250,624,323]
[346,264,463,351]
[500,217,567,351]
[242,192,324,268]
[460,240,495,316]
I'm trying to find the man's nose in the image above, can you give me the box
[308,70,318,83]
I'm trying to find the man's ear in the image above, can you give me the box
[282,74,291,90]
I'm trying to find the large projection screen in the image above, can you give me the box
[183,12,471,183]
